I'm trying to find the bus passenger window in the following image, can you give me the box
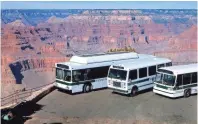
[139,68,147,78]
[129,70,137,80]
[157,64,165,69]
[84,69,90,80]
[149,66,156,76]
[64,70,71,82]
[72,70,82,82]
[192,72,197,83]
[166,62,172,67]
[183,73,192,85]
[176,75,182,86]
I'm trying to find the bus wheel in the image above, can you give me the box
[83,84,92,93]
[130,86,138,97]
[184,89,191,98]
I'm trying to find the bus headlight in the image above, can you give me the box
[108,80,112,85]
[123,82,126,86]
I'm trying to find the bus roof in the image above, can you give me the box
[55,54,156,70]
[111,57,171,70]
[69,52,138,64]
[159,63,198,75]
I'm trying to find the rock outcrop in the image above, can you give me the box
[1,9,197,98]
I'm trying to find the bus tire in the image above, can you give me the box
[184,89,191,98]
[83,83,92,93]
[130,86,138,97]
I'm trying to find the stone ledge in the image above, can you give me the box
[1,83,55,110]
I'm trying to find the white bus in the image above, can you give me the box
[153,63,198,98]
[107,57,172,96]
[54,52,155,94]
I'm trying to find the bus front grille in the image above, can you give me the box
[113,81,121,87]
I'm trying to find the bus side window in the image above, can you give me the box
[191,72,197,83]
[129,70,137,81]
[166,62,172,67]
[157,64,165,69]
[72,70,82,82]
[98,66,110,78]
[64,70,71,81]
[139,67,147,78]
[88,66,109,79]
[182,73,192,85]
[176,75,182,86]
[148,65,156,76]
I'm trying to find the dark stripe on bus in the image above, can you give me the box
[156,84,169,89]
[176,83,198,90]
[138,83,153,88]
[56,80,95,86]
[156,83,198,90]
[128,78,149,86]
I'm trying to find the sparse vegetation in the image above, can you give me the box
[107,46,136,53]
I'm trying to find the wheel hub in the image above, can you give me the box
[86,85,89,91]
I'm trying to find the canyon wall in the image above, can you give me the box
[1,9,197,97]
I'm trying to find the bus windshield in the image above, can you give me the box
[108,68,127,81]
[56,68,63,80]
[155,72,175,86]
[56,68,71,82]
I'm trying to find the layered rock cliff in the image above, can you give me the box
[1,9,197,97]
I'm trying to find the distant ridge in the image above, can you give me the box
[47,16,66,23]
[7,20,25,27]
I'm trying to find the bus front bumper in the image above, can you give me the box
[108,87,130,94]
[153,86,183,98]
[54,82,72,91]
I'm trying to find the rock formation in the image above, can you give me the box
[1,9,197,98]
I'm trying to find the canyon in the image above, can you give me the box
[1,9,197,98]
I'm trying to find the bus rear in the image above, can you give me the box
[107,65,130,94]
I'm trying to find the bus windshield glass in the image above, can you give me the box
[56,68,71,82]
[155,72,175,86]
[163,74,175,86]
[155,72,163,83]
[56,68,63,80]
[108,68,127,81]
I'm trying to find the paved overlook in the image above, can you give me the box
[24,89,197,124]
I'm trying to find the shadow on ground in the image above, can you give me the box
[43,122,62,124]
[1,101,44,124]
[56,87,107,95]
[112,88,153,97]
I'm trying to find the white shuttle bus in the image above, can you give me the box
[153,63,198,98]
[107,57,172,96]
[54,52,155,94]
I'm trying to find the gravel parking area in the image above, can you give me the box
[25,89,197,124]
